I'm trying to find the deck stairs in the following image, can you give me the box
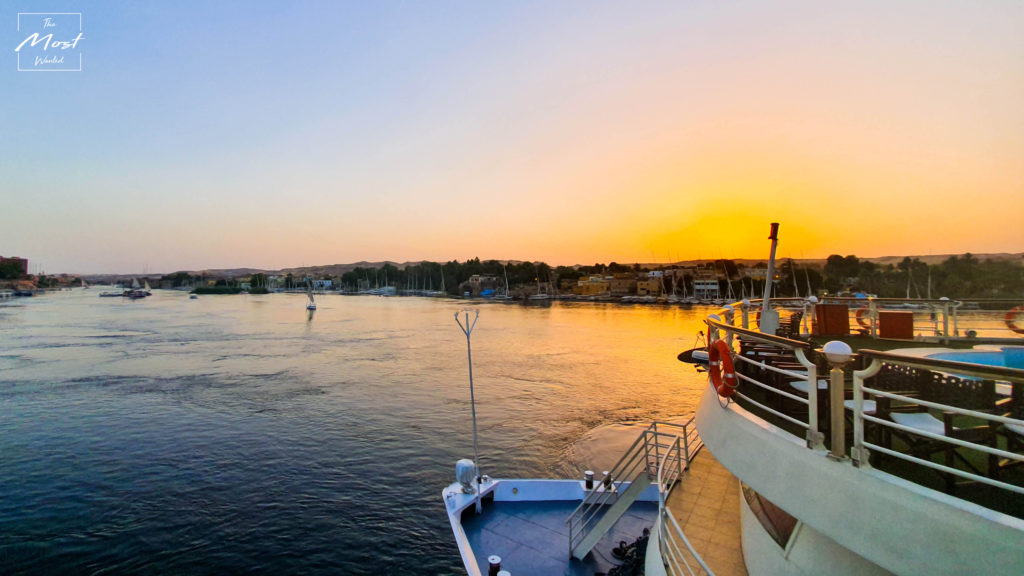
[568,421,702,560]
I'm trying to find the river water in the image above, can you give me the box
[0,290,709,574]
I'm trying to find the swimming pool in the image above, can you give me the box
[927,346,1024,370]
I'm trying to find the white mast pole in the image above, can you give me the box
[761,223,780,334]
[455,309,482,513]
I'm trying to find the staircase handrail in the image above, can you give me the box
[568,418,704,558]
[568,429,653,549]
[655,431,715,576]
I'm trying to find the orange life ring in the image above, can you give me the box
[1006,306,1024,335]
[855,306,870,330]
[708,339,737,398]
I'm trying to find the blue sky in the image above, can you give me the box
[3,1,1022,273]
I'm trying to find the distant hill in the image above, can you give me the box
[664,252,1024,269]
[81,252,1022,282]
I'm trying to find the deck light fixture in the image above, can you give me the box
[823,340,853,366]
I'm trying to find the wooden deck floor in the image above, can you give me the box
[665,448,748,576]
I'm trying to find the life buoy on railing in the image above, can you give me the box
[707,339,737,398]
[855,306,870,330]
[1005,306,1024,335]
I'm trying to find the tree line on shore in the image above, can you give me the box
[156,253,1023,299]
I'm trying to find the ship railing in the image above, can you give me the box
[850,350,1024,495]
[705,299,1024,509]
[768,295,1024,340]
[566,426,652,554]
[567,419,702,557]
[655,435,715,576]
[707,308,825,448]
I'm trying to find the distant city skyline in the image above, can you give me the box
[4,1,1023,274]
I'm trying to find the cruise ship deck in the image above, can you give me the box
[461,499,658,575]
[665,449,747,576]
[449,438,750,576]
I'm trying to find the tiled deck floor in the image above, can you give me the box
[666,448,748,576]
[461,499,658,575]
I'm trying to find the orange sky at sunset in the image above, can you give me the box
[4,2,1022,273]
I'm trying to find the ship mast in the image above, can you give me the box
[760,223,781,334]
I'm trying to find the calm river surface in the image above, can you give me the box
[0,290,709,574]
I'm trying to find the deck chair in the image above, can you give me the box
[992,383,1024,478]
[875,365,998,493]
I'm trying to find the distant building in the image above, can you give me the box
[693,278,721,299]
[574,275,610,296]
[466,275,498,296]
[609,274,637,295]
[636,278,662,296]
[0,256,28,276]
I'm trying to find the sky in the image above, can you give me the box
[2,1,1022,274]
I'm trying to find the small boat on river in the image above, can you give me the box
[306,279,317,311]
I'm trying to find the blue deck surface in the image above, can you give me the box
[461,500,658,575]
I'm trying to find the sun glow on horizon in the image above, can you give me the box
[3,1,1022,274]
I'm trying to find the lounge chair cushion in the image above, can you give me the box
[789,379,828,394]
[891,412,947,437]
[843,399,877,415]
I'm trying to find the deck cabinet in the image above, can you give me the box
[815,303,850,336]
[878,310,914,339]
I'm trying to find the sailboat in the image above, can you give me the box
[306,279,317,310]
[528,277,550,300]
[494,266,513,300]
[126,278,151,299]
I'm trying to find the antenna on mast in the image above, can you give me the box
[455,308,483,513]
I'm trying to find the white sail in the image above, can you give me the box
[306,279,316,310]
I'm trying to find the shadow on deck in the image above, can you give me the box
[461,499,656,575]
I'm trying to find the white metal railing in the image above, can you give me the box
[567,419,703,556]
[651,424,716,573]
[704,297,1024,500]
[803,296,1024,339]
[655,433,714,576]
[567,430,649,554]
[851,352,1024,495]
[659,506,714,576]
[707,308,824,448]
[705,299,1024,505]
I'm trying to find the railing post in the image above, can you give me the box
[823,341,853,460]
[682,424,691,469]
[941,298,950,337]
[642,429,651,474]
[675,439,682,483]
[741,299,750,329]
[653,430,661,475]
[707,314,721,343]
[952,300,961,336]
[868,299,878,338]
[795,348,823,449]
[723,306,736,348]
[851,359,882,467]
